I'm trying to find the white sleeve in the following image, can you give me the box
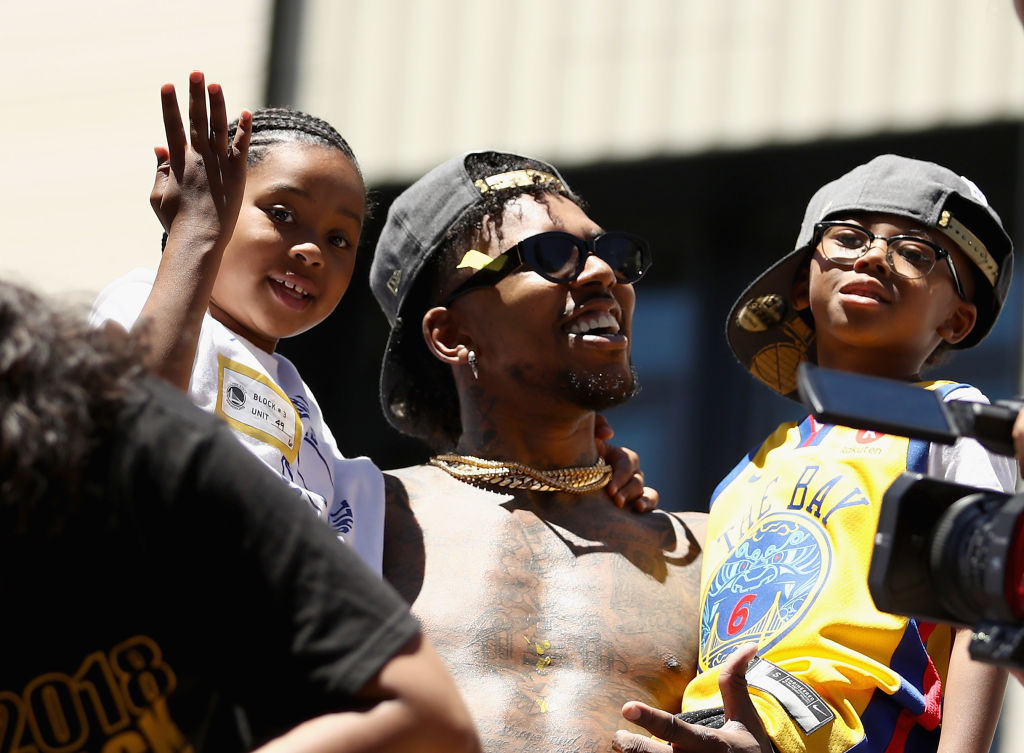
[334,456,386,575]
[927,384,1018,494]
[88,268,157,331]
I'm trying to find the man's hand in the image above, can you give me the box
[595,414,659,513]
[150,70,251,244]
[612,643,772,753]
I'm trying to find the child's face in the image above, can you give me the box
[208,143,366,353]
[799,212,977,377]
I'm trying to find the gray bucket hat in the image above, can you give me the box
[726,154,1014,398]
[370,151,573,445]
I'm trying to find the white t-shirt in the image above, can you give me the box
[91,268,385,572]
[929,383,1017,493]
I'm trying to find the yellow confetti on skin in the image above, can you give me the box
[525,636,554,671]
[535,698,550,714]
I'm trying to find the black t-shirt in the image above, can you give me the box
[3,379,419,753]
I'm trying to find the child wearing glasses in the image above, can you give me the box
[614,155,1016,753]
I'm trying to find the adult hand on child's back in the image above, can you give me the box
[612,643,772,753]
[150,70,251,245]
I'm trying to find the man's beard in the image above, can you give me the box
[562,364,640,411]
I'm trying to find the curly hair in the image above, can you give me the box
[0,282,145,537]
[395,151,583,449]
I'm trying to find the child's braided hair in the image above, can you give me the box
[229,106,362,181]
[160,106,371,251]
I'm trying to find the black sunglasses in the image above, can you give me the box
[445,231,652,303]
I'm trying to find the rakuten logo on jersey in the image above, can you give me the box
[855,429,885,444]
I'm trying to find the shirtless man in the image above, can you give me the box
[370,151,705,752]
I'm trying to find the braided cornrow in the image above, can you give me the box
[228,106,362,177]
[443,152,580,255]
[161,106,371,249]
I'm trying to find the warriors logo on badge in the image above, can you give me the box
[225,383,246,409]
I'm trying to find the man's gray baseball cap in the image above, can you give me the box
[370,151,572,444]
[726,154,1014,398]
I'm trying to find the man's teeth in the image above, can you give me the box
[278,278,309,296]
[567,312,620,335]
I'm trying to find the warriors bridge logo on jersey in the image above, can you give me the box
[699,512,831,669]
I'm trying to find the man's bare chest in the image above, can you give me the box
[411,504,700,708]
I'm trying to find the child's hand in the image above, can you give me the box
[596,414,660,513]
[150,71,252,245]
[133,72,252,390]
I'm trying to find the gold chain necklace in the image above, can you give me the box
[429,453,612,494]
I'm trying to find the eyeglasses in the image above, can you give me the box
[445,231,652,303]
[814,221,966,300]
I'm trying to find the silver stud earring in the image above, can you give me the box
[468,350,479,380]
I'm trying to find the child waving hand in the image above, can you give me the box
[92,72,385,568]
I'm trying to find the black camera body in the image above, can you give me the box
[870,474,1024,667]
[797,363,1024,669]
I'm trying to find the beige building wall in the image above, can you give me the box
[0,0,271,300]
[2,2,1024,749]
[3,0,1023,299]
[297,0,1024,181]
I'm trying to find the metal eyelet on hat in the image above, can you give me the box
[735,293,787,333]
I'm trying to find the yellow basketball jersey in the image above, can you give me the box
[682,382,968,753]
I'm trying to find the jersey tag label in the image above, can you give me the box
[215,354,301,463]
[746,655,834,734]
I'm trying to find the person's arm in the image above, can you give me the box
[935,627,1007,753]
[926,386,1011,751]
[254,634,480,753]
[134,70,251,389]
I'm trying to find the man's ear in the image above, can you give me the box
[422,306,472,366]
[937,300,978,345]
[792,258,811,310]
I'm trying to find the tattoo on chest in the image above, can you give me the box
[387,471,703,751]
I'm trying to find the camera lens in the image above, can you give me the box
[929,492,1024,624]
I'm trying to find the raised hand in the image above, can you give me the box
[612,643,772,753]
[134,72,252,390]
[150,70,251,245]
